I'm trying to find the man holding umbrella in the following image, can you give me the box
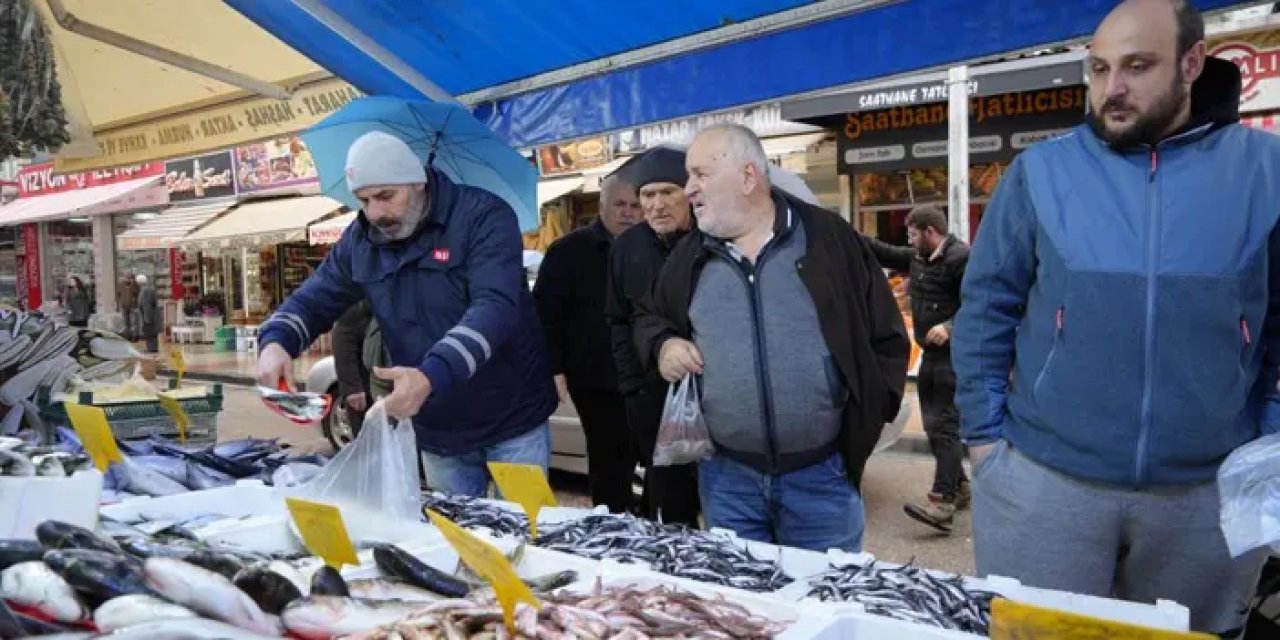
[257,131,557,496]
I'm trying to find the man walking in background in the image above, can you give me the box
[953,1,1279,634]
[534,173,643,513]
[605,146,701,526]
[634,125,908,551]
[865,206,970,533]
[136,274,160,354]
[119,272,139,340]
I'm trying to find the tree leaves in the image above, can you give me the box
[0,0,70,158]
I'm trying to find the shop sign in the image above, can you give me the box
[838,86,1086,173]
[536,136,612,176]
[165,152,236,202]
[234,135,319,193]
[21,224,40,309]
[17,162,164,198]
[54,78,363,173]
[1210,28,1280,113]
[611,102,819,154]
[169,248,185,300]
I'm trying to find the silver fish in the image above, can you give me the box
[0,448,35,476]
[805,560,997,634]
[93,594,198,632]
[281,595,430,639]
[90,617,280,639]
[111,460,188,497]
[142,557,278,636]
[0,561,88,623]
[345,578,443,602]
[32,454,68,477]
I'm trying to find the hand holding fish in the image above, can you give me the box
[374,367,432,420]
[658,338,703,382]
[256,343,294,390]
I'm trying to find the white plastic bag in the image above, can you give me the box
[1218,433,1280,557]
[288,401,421,542]
[652,375,714,467]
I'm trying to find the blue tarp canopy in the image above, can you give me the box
[228,0,1247,148]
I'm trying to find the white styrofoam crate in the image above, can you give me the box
[340,538,600,592]
[100,479,285,522]
[803,613,985,640]
[0,469,102,539]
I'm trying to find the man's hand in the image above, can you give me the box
[257,343,294,390]
[658,338,704,383]
[345,393,367,412]
[970,443,998,469]
[374,367,433,420]
[926,324,951,346]
[553,374,569,404]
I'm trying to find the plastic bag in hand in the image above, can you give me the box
[652,374,714,467]
[285,400,421,542]
[1218,432,1280,557]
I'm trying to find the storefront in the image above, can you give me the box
[1210,19,1280,134]
[0,162,168,311]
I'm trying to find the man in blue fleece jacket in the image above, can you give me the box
[257,131,557,497]
[953,1,1280,635]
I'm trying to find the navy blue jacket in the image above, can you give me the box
[953,59,1280,487]
[260,169,557,455]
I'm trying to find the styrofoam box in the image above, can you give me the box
[339,538,601,591]
[804,613,985,640]
[709,527,862,590]
[0,470,102,539]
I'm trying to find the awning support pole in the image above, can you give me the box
[44,0,291,100]
[289,0,462,106]
[947,65,971,241]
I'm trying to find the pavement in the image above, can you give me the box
[213,382,974,576]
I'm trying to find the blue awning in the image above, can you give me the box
[228,0,1246,148]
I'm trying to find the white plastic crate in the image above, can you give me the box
[0,469,102,539]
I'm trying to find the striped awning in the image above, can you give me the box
[116,199,236,251]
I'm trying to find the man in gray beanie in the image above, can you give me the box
[604,145,701,525]
[258,130,557,497]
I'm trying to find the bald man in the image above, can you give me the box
[953,1,1279,634]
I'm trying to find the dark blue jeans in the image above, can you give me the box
[698,452,864,552]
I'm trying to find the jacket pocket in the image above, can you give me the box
[1032,307,1064,397]
[824,356,850,409]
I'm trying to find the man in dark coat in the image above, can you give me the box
[331,299,374,429]
[136,274,160,354]
[534,174,642,512]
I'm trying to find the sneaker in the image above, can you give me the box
[954,482,972,510]
[903,493,957,533]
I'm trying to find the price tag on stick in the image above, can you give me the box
[286,498,359,569]
[168,346,186,388]
[63,403,124,472]
[156,393,190,443]
[487,462,557,538]
[990,598,1216,640]
[425,508,538,629]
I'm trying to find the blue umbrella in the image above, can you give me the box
[300,96,539,231]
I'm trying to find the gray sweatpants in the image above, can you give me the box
[973,440,1268,637]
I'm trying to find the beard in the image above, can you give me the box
[1087,73,1189,149]
[371,188,428,242]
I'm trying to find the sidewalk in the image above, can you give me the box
[158,340,931,455]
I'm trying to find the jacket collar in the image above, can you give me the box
[699,190,796,253]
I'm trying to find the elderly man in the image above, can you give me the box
[257,131,557,497]
[534,174,642,512]
[604,146,701,526]
[634,124,908,551]
[953,1,1280,634]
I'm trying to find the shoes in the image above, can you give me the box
[904,493,958,533]
[954,481,971,510]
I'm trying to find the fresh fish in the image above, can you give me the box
[422,492,528,537]
[10,610,80,636]
[32,454,67,477]
[308,566,349,597]
[119,538,197,560]
[92,594,198,632]
[372,544,472,598]
[805,560,998,634]
[0,561,89,623]
[36,520,125,555]
[232,565,303,615]
[54,427,84,454]
[269,462,321,488]
[129,455,190,484]
[109,459,189,497]
[0,539,46,570]
[142,557,278,636]
[116,439,156,457]
[96,519,154,543]
[43,549,152,600]
[524,569,578,592]
[281,596,432,639]
[181,550,247,581]
[184,461,233,491]
[0,448,35,476]
[265,560,308,595]
[345,578,442,602]
[212,437,279,461]
[88,617,280,639]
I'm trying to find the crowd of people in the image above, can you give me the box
[254,1,1278,635]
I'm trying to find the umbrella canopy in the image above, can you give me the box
[300,96,538,232]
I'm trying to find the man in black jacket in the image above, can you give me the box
[865,207,970,533]
[331,300,374,433]
[604,146,700,526]
[534,174,642,512]
[635,125,908,551]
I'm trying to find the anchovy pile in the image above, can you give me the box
[535,515,792,593]
[422,492,528,537]
[805,561,998,634]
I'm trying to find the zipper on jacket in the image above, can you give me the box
[1135,148,1160,486]
[1033,307,1064,395]
[1242,318,1252,346]
[721,246,781,472]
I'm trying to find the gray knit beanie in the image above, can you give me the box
[344,131,427,194]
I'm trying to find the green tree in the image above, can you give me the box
[0,0,69,158]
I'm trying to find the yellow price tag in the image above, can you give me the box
[285,498,359,569]
[155,393,190,443]
[487,462,557,538]
[63,404,124,472]
[990,598,1216,640]
[168,346,185,388]
[425,508,538,629]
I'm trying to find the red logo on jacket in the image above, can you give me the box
[432,248,450,262]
